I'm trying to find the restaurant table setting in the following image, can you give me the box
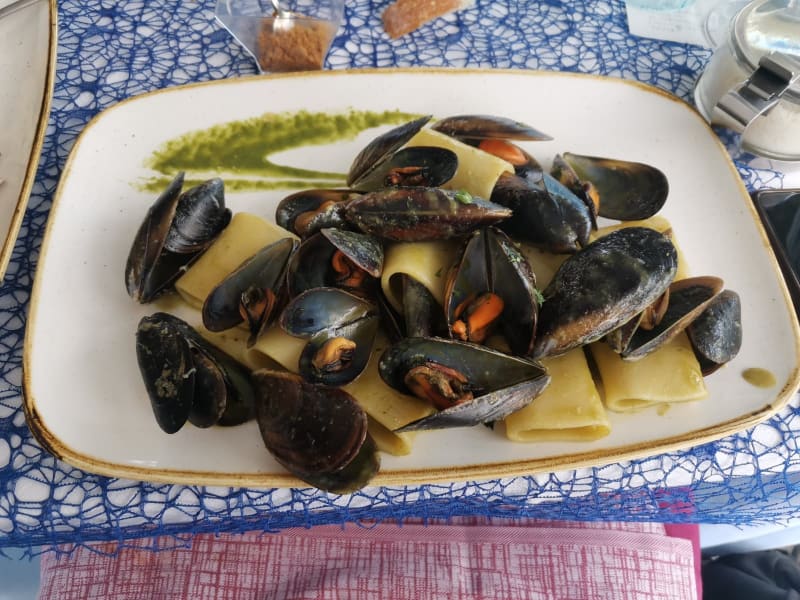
[2,0,800,552]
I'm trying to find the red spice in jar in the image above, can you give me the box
[257,17,336,72]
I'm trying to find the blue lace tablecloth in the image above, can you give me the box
[1,0,796,551]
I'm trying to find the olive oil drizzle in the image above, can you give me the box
[742,367,776,388]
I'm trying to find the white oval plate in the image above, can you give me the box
[24,69,800,488]
[0,0,56,279]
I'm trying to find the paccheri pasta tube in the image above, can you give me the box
[175,213,296,308]
[590,333,708,412]
[504,348,610,442]
[405,128,514,200]
[380,240,459,312]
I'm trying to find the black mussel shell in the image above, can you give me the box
[561,153,669,221]
[345,187,512,242]
[253,369,379,493]
[490,172,591,253]
[164,178,230,253]
[533,227,678,358]
[136,313,195,434]
[550,154,599,229]
[687,289,742,375]
[275,189,358,238]
[202,237,297,346]
[347,116,432,188]
[379,337,550,431]
[136,313,256,433]
[400,273,444,339]
[605,314,641,354]
[286,230,383,297]
[280,288,379,386]
[444,227,538,356]
[431,114,552,141]
[622,276,723,360]
[350,146,458,192]
[125,173,231,303]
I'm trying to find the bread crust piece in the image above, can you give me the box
[382,0,469,39]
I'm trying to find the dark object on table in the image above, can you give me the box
[752,188,800,314]
[702,550,800,599]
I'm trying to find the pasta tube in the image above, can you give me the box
[250,327,433,456]
[380,240,459,312]
[504,348,610,442]
[175,212,296,308]
[590,333,708,412]
[405,128,514,200]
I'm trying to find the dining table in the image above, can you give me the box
[2,0,800,553]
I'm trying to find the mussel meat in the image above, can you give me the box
[444,227,539,356]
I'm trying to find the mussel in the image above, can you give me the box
[687,289,742,374]
[253,369,379,493]
[349,146,458,192]
[126,173,231,303]
[275,189,359,238]
[533,227,678,358]
[280,288,379,386]
[345,188,512,242]
[431,114,552,142]
[202,237,298,346]
[444,227,539,356]
[621,276,723,360]
[135,312,255,434]
[347,115,432,189]
[490,172,593,253]
[555,153,669,221]
[286,229,383,297]
[379,337,550,431]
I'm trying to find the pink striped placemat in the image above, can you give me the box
[39,519,698,599]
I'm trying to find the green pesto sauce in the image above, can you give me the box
[141,109,421,192]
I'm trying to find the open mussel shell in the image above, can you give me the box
[125,172,232,303]
[550,154,599,229]
[622,276,723,360]
[275,189,359,238]
[345,187,512,242]
[431,114,552,141]
[350,146,458,192]
[252,369,379,493]
[687,289,742,375]
[202,237,297,346]
[347,115,432,188]
[444,227,538,356]
[561,152,669,221]
[490,172,591,253]
[533,227,678,359]
[280,288,379,386]
[379,337,550,432]
[286,229,383,297]
[135,313,256,433]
